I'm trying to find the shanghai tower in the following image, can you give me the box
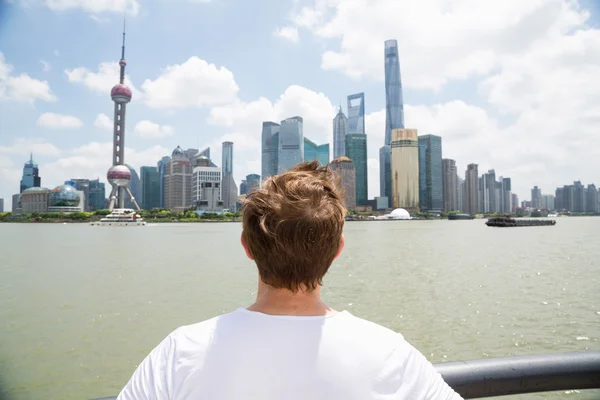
[380,39,404,207]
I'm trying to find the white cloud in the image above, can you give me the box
[94,113,113,131]
[273,26,299,43]
[141,56,239,109]
[0,138,62,157]
[43,0,140,16]
[65,61,139,96]
[134,120,175,139]
[37,112,84,129]
[0,52,57,103]
[40,60,51,72]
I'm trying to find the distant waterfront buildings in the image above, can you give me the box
[0,198,3,212]
[240,180,248,196]
[500,177,512,214]
[329,157,356,209]
[332,107,348,158]
[391,128,419,210]
[442,159,458,212]
[345,133,368,206]
[157,156,170,208]
[64,178,105,211]
[124,164,141,209]
[20,154,41,193]
[381,39,405,208]
[140,166,160,210]
[246,174,260,194]
[12,194,19,212]
[193,156,223,213]
[531,186,542,209]
[164,146,193,212]
[278,117,304,174]
[418,135,442,213]
[261,121,280,181]
[464,164,479,215]
[457,177,464,212]
[541,194,555,211]
[221,141,238,211]
[304,137,330,166]
[555,181,599,212]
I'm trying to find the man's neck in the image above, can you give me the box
[247,281,336,316]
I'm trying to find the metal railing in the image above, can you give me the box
[90,351,600,399]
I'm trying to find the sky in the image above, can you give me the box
[1,0,599,210]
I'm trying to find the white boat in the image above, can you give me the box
[90,208,146,226]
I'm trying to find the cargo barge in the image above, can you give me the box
[486,216,556,227]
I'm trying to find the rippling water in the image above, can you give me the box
[0,218,599,400]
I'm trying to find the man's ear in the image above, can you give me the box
[241,234,254,260]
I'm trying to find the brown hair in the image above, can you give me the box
[242,161,346,292]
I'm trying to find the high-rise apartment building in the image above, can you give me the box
[587,184,598,213]
[20,154,41,193]
[329,157,356,209]
[418,135,442,213]
[345,133,368,205]
[464,164,479,215]
[140,166,160,210]
[391,129,419,210]
[442,159,458,212]
[500,177,512,214]
[541,194,555,211]
[221,141,238,211]
[12,194,19,212]
[457,177,464,212]
[193,156,222,213]
[164,146,193,212]
[0,198,4,212]
[511,193,519,213]
[240,180,248,196]
[124,165,141,209]
[381,40,405,209]
[304,138,330,166]
[157,155,170,208]
[278,117,304,173]
[332,107,348,159]
[261,122,280,181]
[531,186,542,209]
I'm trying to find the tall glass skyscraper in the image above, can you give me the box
[347,93,365,135]
[141,166,160,210]
[278,116,304,173]
[20,154,41,193]
[221,141,238,211]
[88,179,106,210]
[345,134,368,205]
[261,122,280,181]
[157,155,170,208]
[418,135,443,213]
[304,137,330,166]
[380,39,405,207]
[333,107,348,158]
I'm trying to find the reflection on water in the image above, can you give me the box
[0,218,599,400]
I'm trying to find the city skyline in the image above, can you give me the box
[2,1,600,210]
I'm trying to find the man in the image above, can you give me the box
[117,161,461,400]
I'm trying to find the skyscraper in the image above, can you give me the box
[442,159,458,212]
[391,129,419,209]
[333,107,348,158]
[587,184,598,213]
[261,122,280,181]
[0,198,4,212]
[20,154,41,193]
[500,177,512,213]
[239,180,248,196]
[193,156,222,213]
[246,174,261,194]
[381,39,405,208]
[140,166,160,210]
[304,137,330,166]
[347,93,365,135]
[164,146,193,212]
[418,135,442,213]
[221,141,238,211]
[157,156,170,208]
[88,179,106,210]
[106,23,139,210]
[278,117,304,173]
[125,165,141,209]
[531,186,542,209]
[384,40,404,144]
[464,164,479,215]
[329,157,356,209]
[345,133,368,205]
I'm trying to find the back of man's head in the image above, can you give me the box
[242,161,346,292]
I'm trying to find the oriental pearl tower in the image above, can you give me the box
[106,23,140,210]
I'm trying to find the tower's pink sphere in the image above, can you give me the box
[111,83,132,103]
[107,165,131,186]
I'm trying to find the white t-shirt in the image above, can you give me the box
[117,308,461,400]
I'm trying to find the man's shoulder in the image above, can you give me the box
[339,311,407,345]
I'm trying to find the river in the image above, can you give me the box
[0,218,598,400]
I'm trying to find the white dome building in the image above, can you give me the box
[375,208,412,220]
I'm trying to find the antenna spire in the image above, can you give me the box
[119,17,127,84]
